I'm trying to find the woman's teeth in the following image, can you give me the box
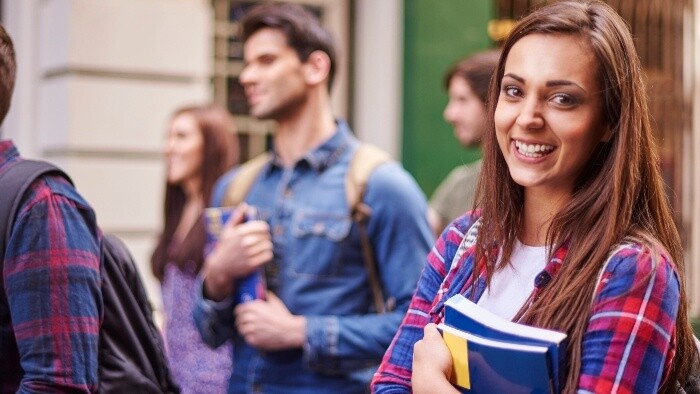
[515,140,555,158]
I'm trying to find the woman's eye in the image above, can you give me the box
[503,86,521,97]
[551,94,576,106]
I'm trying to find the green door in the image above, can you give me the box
[403,0,494,196]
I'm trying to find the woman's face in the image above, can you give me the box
[495,33,610,198]
[165,113,204,187]
[444,77,487,147]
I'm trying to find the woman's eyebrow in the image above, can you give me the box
[503,73,523,83]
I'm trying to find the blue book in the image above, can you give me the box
[438,323,552,393]
[441,294,567,393]
[203,207,266,304]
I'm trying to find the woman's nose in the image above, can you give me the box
[164,138,175,155]
[516,97,544,131]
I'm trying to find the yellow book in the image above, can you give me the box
[443,328,471,389]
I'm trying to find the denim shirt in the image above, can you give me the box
[193,121,434,394]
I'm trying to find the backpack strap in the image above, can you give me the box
[346,144,391,221]
[346,144,391,313]
[222,152,271,207]
[220,145,392,314]
[0,160,71,259]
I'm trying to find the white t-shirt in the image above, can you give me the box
[476,240,548,321]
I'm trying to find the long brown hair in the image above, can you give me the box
[151,104,239,281]
[474,1,695,391]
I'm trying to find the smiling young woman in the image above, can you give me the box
[494,33,612,243]
[372,1,698,393]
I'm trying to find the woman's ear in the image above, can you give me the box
[303,50,332,86]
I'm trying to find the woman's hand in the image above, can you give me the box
[412,323,460,394]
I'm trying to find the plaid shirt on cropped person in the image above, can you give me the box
[0,140,102,393]
[372,212,679,394]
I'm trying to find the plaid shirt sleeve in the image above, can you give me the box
[371,216,470,393]
[578,243,679,393]
[3,174,102,393]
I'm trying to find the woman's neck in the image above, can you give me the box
[182,176,203,201]
[173,193,204,243]
[520,188,570,246]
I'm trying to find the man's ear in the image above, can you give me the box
[303,50,331,86]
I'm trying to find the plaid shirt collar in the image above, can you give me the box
[429,216,570,323]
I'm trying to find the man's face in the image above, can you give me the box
[239,28,309,121]
[443,77,487,147]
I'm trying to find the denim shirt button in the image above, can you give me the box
[274,225,284,236]
[313,222,325,234]
[266,263,279,277]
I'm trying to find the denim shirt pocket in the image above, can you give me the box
[290,209,352,278]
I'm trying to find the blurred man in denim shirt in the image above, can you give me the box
[192,3,433,393]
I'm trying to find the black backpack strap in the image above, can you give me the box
[0,160,71,258]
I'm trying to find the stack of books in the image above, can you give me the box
[438,294,567,394]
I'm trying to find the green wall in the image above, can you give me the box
[403,0,494,196]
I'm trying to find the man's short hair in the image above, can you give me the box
[443,49,500,105]
[0,24,16,125]
[241,3,338,89]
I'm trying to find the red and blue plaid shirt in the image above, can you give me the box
[0,140,102,393]
[372,212,679,393]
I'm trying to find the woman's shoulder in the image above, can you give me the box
[447,210,482,234]
[606,236,674,267]
[435,210,482,251]
[600,236,679,288]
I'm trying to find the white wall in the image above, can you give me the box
[3,0,213,320]
[353,0,402,159]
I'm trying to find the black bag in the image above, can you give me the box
[0,159,179,393]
